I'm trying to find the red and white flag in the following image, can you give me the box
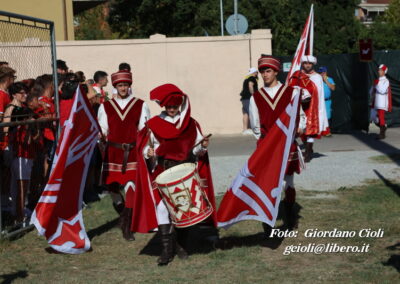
[30,87,100,254]
[217,92,300,228]
[286,5,314,84]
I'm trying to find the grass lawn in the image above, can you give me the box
[369,152,400,164]
[1,179,399,283]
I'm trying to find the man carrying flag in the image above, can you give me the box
[286,4,329,162]
[218,54,301,233]
[290,56,329,162]
[249,55,302,230]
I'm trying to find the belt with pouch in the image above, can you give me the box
[107,141,136,173]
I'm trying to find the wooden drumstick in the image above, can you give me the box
[192,133,212,149]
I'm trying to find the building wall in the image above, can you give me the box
[56,29,272,134]
[1,0,74,41]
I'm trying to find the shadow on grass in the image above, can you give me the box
[382,242,400,273]
[140,202,302,256]
[87,217,119,240]
[218,202,302,251]
[0,270,28,284]
[139,224,219,257]
[373,169,400,197]
[352,130,400,166]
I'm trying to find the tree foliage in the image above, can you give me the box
[75,4,117,40]
[107,0,361,56]
[359,0,400,51]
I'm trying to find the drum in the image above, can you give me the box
[154,163,213,228]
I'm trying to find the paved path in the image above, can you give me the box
[208,126,400,194]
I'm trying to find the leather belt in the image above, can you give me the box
[157,157,190,170]
[108,141,135,173]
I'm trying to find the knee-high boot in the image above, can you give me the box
[304,142,314,163]
[120,207,135,241]
[158,224,175,266]
[379,125,387,139]
[175,228,189,259]
[284,186,297,230]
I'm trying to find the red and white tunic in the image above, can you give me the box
[289,71,329,137]
[249,82,301,175]
[142,112,216,226]
[371,76,392,112]
[97,94,150,185]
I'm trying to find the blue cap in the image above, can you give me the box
[318,66,328,73]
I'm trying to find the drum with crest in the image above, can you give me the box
[154,163,213,228]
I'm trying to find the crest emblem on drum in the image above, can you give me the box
[171,188,191,213]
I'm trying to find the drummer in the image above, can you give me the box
[144,83,217,266]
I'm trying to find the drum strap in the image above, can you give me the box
[108,141,136,173]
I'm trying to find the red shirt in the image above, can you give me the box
[39,96,55,141]
[0,89,11,116]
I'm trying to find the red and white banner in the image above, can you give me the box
[359,39,373,62]
[31,87,100,254]
[217,92,300,228]
[286,5,314,84]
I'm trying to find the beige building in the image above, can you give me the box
[57,30,272,134]
[1,0,74,40]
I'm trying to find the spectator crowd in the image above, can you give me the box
[0,59,125,229]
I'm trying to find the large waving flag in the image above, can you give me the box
[31,87,100,254]
[285,5,314,84]
[217,91,300,228]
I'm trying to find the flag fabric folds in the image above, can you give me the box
[217,92,300,228]
[30,87,100,254]
[285,5,314,84]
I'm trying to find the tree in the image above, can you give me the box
[106,0,361,56]
[359,0,400,51]
[75,3,117,40]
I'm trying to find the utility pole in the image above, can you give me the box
[234,0,238,34]
[220,0,224,36]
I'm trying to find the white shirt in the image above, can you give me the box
[249,82,283,139]
[373,76,390,111]
[144,111,206,159]
[97,94,150,136]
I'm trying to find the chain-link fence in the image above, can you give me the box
[0,10,58,238]
[1,118,57,238]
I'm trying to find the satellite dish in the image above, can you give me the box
[225,13,248,35]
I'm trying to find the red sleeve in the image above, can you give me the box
[0,98,4,114]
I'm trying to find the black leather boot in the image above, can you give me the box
[304,142,314,163]
[262,223,273,237]
[378,125,387,139]
[120,207,135,241]
[158,224,175,266]
[284,201,298,230]
[175,228,189,260]
[112,202,125,215]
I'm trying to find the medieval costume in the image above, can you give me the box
[289,55,329,162]
[97,70,150,240]
[370,64,392,139]
[135,83,217,266]
[249,55,302,230]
